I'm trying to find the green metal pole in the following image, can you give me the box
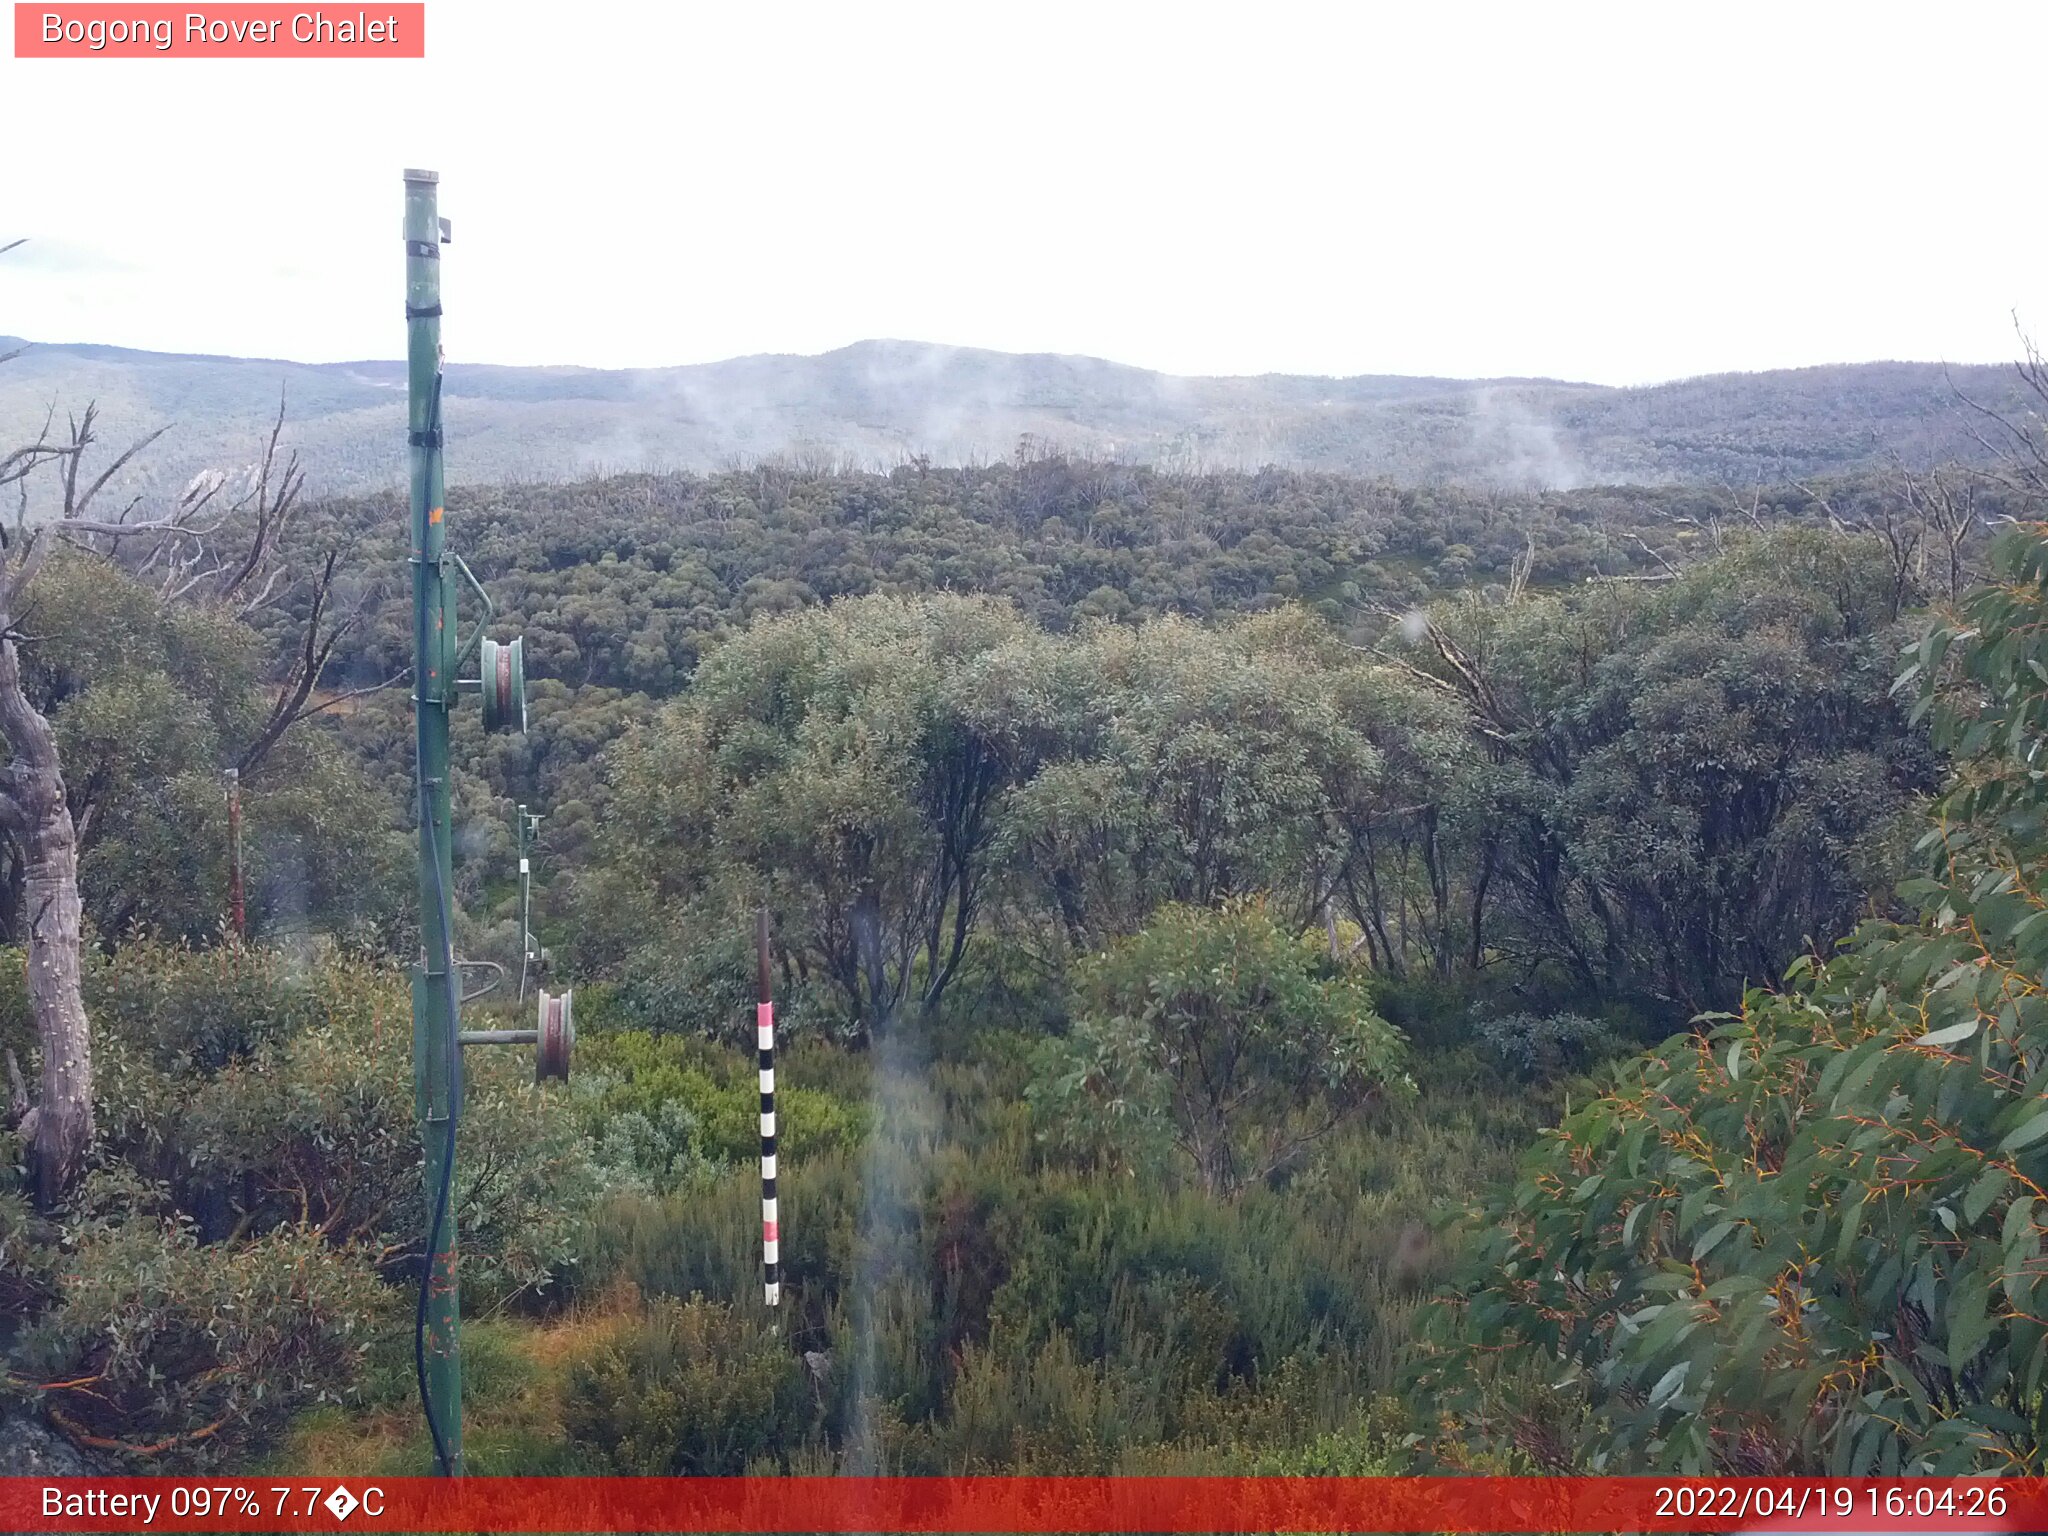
[404,166,462,1475]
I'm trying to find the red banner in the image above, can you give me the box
[13,4,424,57]
[0,1476,2040,1533]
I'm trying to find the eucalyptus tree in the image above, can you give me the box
[1393,526,1934,1016]
[1428,518,2048,1474]
[606,593,1050,1039]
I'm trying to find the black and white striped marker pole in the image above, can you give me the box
[757,907,779,1311]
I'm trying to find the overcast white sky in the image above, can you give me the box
[2,0,2042,384]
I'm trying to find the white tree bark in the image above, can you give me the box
[0,627,91,1208]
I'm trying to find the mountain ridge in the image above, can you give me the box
[0,335,2025,500]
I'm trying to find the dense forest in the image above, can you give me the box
[5,394,2048,1477]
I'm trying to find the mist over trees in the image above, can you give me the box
[0,335,2033,501]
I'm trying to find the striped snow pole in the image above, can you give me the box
[757,907,779,1309]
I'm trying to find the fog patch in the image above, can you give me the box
[1466,386,1589,490]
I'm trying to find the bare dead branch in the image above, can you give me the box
[234,548,392,776]
[1622,530,1682,579]
[0,406,60,493]
[294,667,411,722]
[217,390,305,608]
[234,563,291,617]
[68,422,171,523]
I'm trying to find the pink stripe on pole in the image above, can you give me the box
[758,1003,773,1029]
[764,1220,779,1241]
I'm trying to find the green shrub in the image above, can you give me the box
[0,946,31,1071]
[1348,970,1479,1049]
[6,936,596,1469]
[88,938,381,1077]
[923,931,1067,1050]
[607,903,760,1040]
[1471,1011,1623,1081]
[908,1326,1156,1472]
[12,1207,389,1469]
[1032,900,1412,1194]
[415,912,1532,1478]
[89,941,595,1303]
[567,1041,1530,1475]
[0,1178,60,1343]
[574,1142,870,1320]
[561,1296,814,1473]
[577,1030,867,1188]
[1241,1400,1414,1474]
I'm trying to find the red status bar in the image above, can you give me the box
[2,1476,2041,1533]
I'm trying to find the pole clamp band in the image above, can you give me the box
[406,303,443,319]
[406,240,440,259]
[408,429,443,448]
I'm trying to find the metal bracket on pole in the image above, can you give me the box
[449,552,494,675]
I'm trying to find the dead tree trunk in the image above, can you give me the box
[0,386,166,1207]
[0,616,89,1207]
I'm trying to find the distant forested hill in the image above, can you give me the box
[0,335,2025,503]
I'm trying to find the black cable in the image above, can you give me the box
[414,760,463,1476]
[409,794,458,1482]
[413,365,463,1478]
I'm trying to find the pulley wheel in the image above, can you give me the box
[536,988,573,1082]
[479,635,527,734]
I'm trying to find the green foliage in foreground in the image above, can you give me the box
[558,1013,1538,1476]
[82,941,594,1297]
[1430,522,2048,1475]
[10,1193,390,1465]
[562,1297,813,1474]
[3,942,592,1467]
